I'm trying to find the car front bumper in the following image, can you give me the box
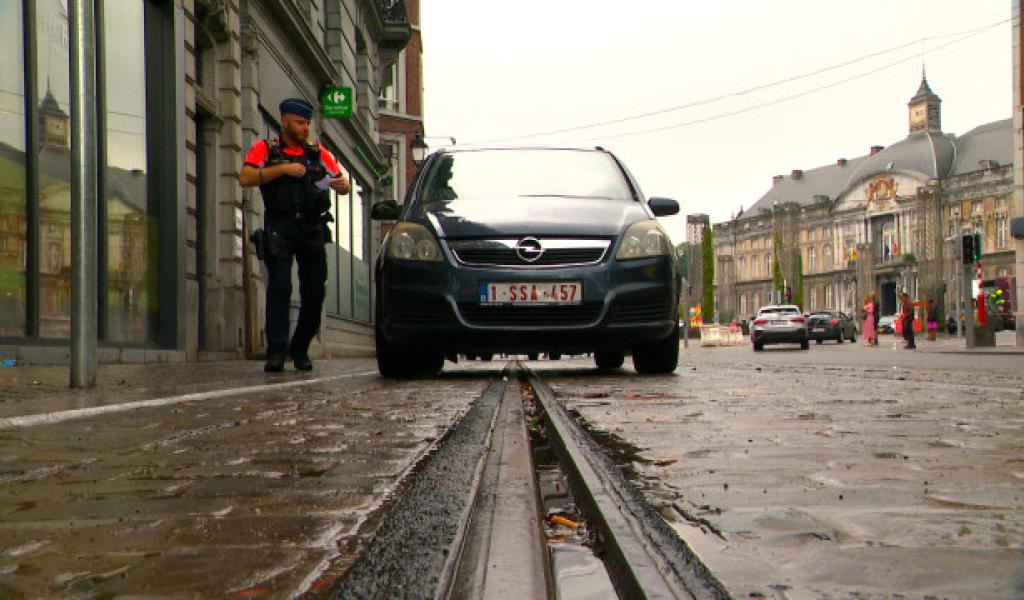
[377,255,679,354]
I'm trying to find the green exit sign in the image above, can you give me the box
[320,86,352,119]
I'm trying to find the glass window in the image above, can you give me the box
[103,0,154,342]
[352,179,370,322]
[412,150,632,210]
[0,0,26,336]
[36,0,72,338]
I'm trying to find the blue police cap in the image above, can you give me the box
[279,97,313,119]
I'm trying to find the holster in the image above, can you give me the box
[249,228,290,261]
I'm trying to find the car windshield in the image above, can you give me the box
[759,307,799,316]
[416,149,633,205]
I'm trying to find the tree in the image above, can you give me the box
[793,252,804,310]
[701,224,714,321]
[674,243,689,280]
[772,231,783,298]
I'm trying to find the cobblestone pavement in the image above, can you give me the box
[535,340,1024,599]
[0,360,489,597]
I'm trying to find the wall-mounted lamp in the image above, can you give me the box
[410,135,428,166]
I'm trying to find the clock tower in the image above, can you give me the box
[907,73,941,136]
[39,88,69,149]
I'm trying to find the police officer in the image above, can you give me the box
[239,98,350,372]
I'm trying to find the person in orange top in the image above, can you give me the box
[898,292,927,349]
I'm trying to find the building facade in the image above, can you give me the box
[713,77,1016,323]
[0,0,413,364]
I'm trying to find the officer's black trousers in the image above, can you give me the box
[264,219,327,358]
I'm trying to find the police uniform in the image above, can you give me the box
[242,98,342,371]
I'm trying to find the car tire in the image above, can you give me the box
[548,352,562,360]
[800,339,809,350]
[376,320,443,378]
[527,352,539,361]
[480,353,494,362]
[632,323,680,374]
[595,349,625,370]
[753,341,763,351]
[815,339,823,345]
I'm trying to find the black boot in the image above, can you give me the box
[292,351,313,371]
[264,353,286,372]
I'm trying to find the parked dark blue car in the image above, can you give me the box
[370,147,681,377]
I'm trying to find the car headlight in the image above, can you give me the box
[386,223,442,262]
[615,220,670,260]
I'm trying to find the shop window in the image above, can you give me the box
[103,1,154,342]
[0,1,26,337]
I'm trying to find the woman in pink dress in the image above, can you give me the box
[862,295,877,347]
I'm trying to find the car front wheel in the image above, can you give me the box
[632,324,680,374]
[595,349,625,370]
[376,322,443,378]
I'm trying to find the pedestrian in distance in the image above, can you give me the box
[870,291,880,345]
[898,292,925,350]
[861,295,877,347]
[925,299,938,341]
[239,98,351,372]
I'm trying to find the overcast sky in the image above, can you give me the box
[420,0,1013,245]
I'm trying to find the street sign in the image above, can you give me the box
[320,86,352,119]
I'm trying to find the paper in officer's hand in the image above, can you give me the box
[314,173,333,191]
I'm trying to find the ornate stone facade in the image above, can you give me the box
[713,78,1016,323]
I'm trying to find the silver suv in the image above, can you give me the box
[751,304,809,351]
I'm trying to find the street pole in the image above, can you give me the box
[69,0,98,388]
[963,261,975,348]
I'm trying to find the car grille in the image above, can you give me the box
[610,290,672,323]
[458,303,603,327]
[448,239,610,267]
[389,294,451,325]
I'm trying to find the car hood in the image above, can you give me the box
[417,196,650,238]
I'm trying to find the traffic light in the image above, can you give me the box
[961,233,980,263]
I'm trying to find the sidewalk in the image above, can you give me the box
[917,329,1024,355]
[0,357,379,422]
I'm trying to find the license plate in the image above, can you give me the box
[813,327,825,332]
[480,282,582,305]
[770,320,785,326]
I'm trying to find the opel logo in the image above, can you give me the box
[515,237,544,263]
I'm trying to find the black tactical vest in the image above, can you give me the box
[258,140,331,220]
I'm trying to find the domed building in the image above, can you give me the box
[713,76,1015,323]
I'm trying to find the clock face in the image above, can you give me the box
[910,105,927,125]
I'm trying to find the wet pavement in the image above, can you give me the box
[538,337,1024,599]
[0,359,487,597]
[0,338,1021,598]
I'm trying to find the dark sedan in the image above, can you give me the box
[370,147,681,377]
[807,310,857,344]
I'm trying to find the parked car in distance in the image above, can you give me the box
[371,147,681,377]
[807,310,857,344]
[876,315,896,334]
[750,305,808,351]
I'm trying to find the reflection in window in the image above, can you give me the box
[0,1,26,336]
[352,179,369,322]
[104,1,155,342]
[36,0,71,338]
[415,150,631,207]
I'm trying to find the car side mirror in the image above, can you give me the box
[370,200,400,221]
[648,197,679,217]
